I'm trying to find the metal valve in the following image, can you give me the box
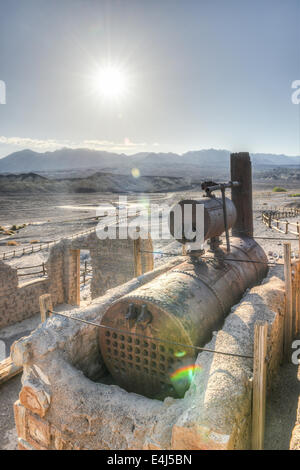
[136,305,152,329]
[125,303,137,327]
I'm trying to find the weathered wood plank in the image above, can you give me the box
[231,152,253,238]
[0,356,22,385]
[284,243,293,362]
[252,321,268,450]
[133,238,142,277]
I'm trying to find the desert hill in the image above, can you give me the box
[0,148,299,177]
[0,171,197,194]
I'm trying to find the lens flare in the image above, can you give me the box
[131,168,140,178]
[170,364,202,384]
[174,350,186,358]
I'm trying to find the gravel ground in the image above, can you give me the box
[265,356,300,450]
[0,376,19,450]
[0,314,40,361]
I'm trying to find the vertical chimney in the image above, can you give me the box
[231,152,253,237]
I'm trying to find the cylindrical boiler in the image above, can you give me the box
[169,196,237,244]
[99,237,268,400]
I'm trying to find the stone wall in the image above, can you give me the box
[0,243,68,329]
[0,232,154,329]
[12,264,285,450]
[65,231,154,298]
[290,398,300,449]
[0,262,49,329]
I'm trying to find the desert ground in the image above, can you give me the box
[0,182,300,449]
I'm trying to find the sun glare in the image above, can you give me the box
[93,65,128,99]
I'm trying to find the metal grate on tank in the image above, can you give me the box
[103,330,181,395]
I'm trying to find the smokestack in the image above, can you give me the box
[230,152,253,238]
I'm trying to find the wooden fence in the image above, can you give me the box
[285,243,300,350]
[1,226,97,261]
[262,209,300,236]
[1,214,137,262]
[80,261,92,286]
[252,241,300,449]
[15,260,92,284]
[17,263,47,279]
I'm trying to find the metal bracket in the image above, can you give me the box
[220,184,230,253]
[202,180,240,197]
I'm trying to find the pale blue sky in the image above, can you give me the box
[0,0,299,158]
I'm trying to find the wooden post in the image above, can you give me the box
[133,238,142,277]
[268,215,272,228]
[252,321,268,450]
[0,357,22,385]
[284,243,293,362]
[39,294,53,323]
[231,152,253,237]
[292,264,297,337]
[295,263,300,336]
[68,249,80,306]
[298,262,300,335]
[293,261,300,336]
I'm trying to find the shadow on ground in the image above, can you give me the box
[0,375,20,450]
[265,358,300,450]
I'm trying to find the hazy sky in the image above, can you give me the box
[0,0,299,158]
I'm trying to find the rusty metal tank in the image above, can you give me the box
[169,196,237,243]
[99,237,268,400]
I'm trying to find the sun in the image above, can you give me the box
[93,65,128,99]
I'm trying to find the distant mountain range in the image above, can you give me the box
[0,148,299,177]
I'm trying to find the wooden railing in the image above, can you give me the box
[1,226,97,261]
[17,263,47,279]
[284,244,300,360]
[262,209,300,236]
[80,261,92,286]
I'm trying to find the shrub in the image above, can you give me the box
[272,187,287,193]
[289,193,300,197]
[6,240,20,246]
[10,223,26,231]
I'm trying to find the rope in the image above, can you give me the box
[49,310,254,360]
[139,250,279,266]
